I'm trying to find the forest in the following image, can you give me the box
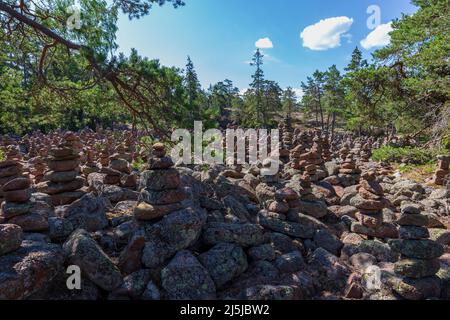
[0,0,448,145]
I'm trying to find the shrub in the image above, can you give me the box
[372,146,442,165]
[0,149,5,161]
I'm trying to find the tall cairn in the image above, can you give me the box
[431,155,450,186]
[134,143,186,221]
[350,171,396,238]
[1,176,48,232]
[37,133,85,206]
[389,204,444,300]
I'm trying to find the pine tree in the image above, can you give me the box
[250,49,265,125]
[184,56,202,122]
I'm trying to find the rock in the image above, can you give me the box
[239,285,303,300]
[203,222,266,247]
[0,241,64,299]
[388,239,444,259]
[2,178,30,192]
[110,269,151,300]
[48,217,74,242]
[9,213,49,232]
[140,169,181,191]
[140,188,187,205]
[161,250,216,300]
[396,214,429,227]
[247,244,276,261]
[141,207,207,268]
[0,224,23,256]
[36,177,84,195]
[297,200,328,218]
[0,201,32,219]
[394,258,441,279]
[56,193,108,232]
[349,253,377,270]
[63,229,123,291]
[398,226,430,240]
[118,230,146,275]
[429,229,450,245]
[274,251,304,273]
[400,203,422,215]
[258,210,314,239]
[392,276,441,300]
[3,189,31,202]
[134,202,182,221]
[270,232,304,254]
[309,247,350,290]
[142,281,161,300]
[223,195,251,222]
[429,189,450,200]
[313,229,343,256]
[199,242,248,289]
[44,171,78,183]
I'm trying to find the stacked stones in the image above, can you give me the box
[339,142,351,162]
[0,177,48,232]
[0,157,23,204]
[431,155,450,186]
[321,134,332,162]
[290,143,307,170]
[350,171,391,238]
[81,148,99,176]
[134,143,186,221]
[109,150,137,189]
[98,147,110,168]
[340,153,358,174]
[360,142,372,162]
[389,204,444,299]
[29,156,46,184]
[38,136,85,206]
[0,223,23,257]
[281,117,293,150]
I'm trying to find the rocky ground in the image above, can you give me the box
[0,126,449,300]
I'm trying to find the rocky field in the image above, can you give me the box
[0,125,449,300]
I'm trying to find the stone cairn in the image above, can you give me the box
[0,148,23,204]
[38,134,85,206]
[81,148,99,176]
[134,143,186,221]
[360,141,372,162]
[431,155,450,186]
[338,153,361,186]
[350,171,392,238]
[279,117,293,162]
[321,134,332,162]
[0,176,48,232]
[389,204,444,299]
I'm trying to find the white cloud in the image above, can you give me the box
[293,88,304,100]
[360,22,393,50]
[300,16,354,51]
[255,37,273,49]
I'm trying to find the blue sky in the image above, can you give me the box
[116,0,418,95]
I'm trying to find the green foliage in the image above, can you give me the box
[0,149,5,161]
[132,157,146,171]
[372,146,442,165]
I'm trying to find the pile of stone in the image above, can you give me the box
[350,171,396,238]
[109,151,137,189]
[339,142,351,162]
[81,149,99,176]
[389,204,444,300]
[289,143,307,170]
[321,135,332,162]
[29,153,47,184]
[0,159,23,204]
[37,137,85,206]
[360,142,372,162]
[430,155,449,186]
[279,117,293,162]
[338,154,361,186]
[134,143,186,221]
[0,176,47,231]
[0,224,23,256]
